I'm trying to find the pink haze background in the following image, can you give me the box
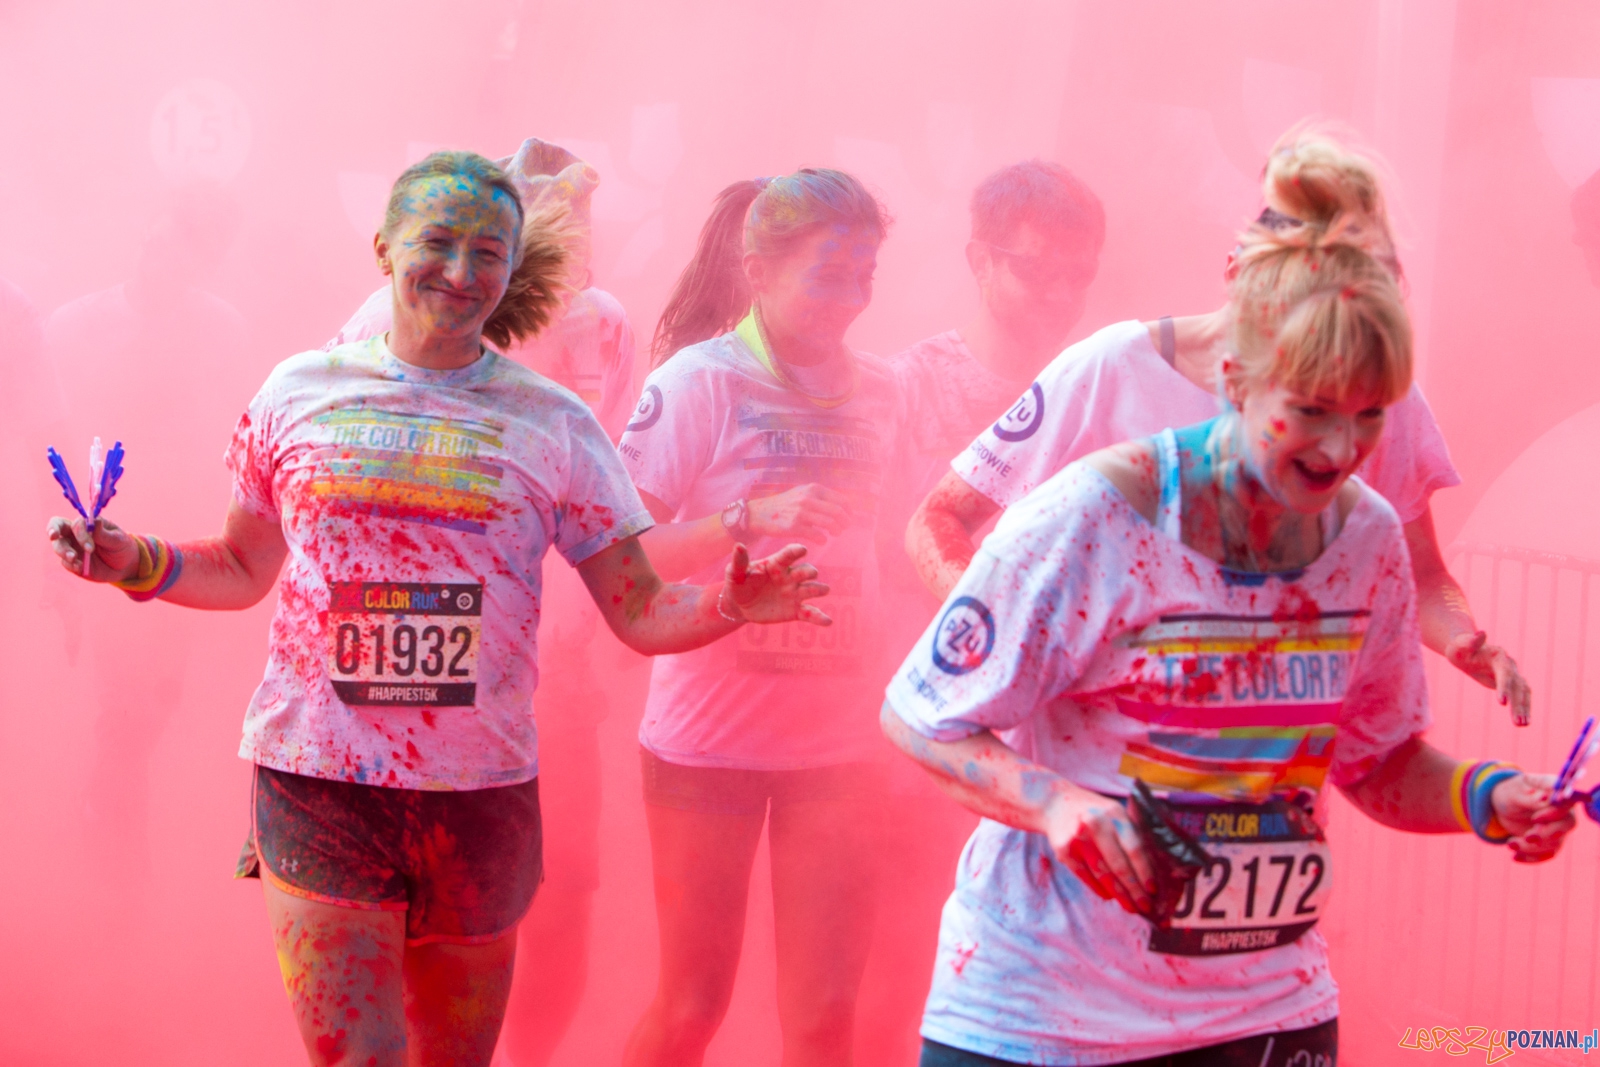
[2,0,1599,1063]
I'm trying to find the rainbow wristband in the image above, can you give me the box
[1451,760,1520,844]
[113,535,182,602]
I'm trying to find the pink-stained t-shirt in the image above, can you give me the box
[326,285,638,440]
[619,327,905,770]
[889,330,1034,512]
[226,336,653,790]
[885,456,1429,1064]
[950,319,1460,525]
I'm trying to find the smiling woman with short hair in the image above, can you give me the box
[46,150,830,1067]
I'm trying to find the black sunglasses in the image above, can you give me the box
[983,242,1094,289]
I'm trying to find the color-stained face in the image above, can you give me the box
[1233,376,1388,513]
[749,223,880,347]
[375,175,521,341]
[975,222,1097,350]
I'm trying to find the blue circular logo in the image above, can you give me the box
[992,382,1045,442]
[932,596,996,676]
[626,384,663,432]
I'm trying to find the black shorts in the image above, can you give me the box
[640,747,881,816]
[920,1019,1337,1066]
[236,764,543,945]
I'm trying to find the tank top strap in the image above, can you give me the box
[1155,427,1183,541]
[1157,316,1176,367]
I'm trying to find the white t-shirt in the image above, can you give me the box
[326,285,638,440]
[619,325,905,770]
[951,319,1460,525]
[226,336,653,791]
[885,456,1429,1064]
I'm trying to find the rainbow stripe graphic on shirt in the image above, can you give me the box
[738,409,883,521]
[308,410,506,534]
[1114,610,1369,801]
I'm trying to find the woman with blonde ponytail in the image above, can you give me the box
[45,150,830,1067]
[882,217,1576,1067]
[908,125,1531,726]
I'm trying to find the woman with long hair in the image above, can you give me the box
[46,151,828,1067]
[617,169,899,1066]
[882,206,1575,1066]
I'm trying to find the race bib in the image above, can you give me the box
[327,581,482,706]
[1148,798,1331,956]
[736,567,862,675]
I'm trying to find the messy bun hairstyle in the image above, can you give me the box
[1229,209,1412,407]
[651,168,890,365]
[381,150,574,349]
[1260,124,1402,282]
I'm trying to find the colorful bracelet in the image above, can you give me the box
[1451,760,1520,844]
[112,535,183,602]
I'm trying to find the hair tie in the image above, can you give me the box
[1255,206,1302,232]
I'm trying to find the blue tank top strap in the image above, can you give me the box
[1155,427,1182,541]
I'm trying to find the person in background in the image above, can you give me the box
[47,151,829,1067]
[883,199,1575,1067]
[323,137,638,1067]
[861,160,1105,1064]
[907,126,1531,727]
[884,160,1104,568]
[618,170,900,1067]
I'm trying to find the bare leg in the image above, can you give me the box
[264,880,517,1067]
[621,803,766,1067]
[769,797,880,1067]
[403,934,517,1067]
[265,879,409,1067]
[499,886,594,1066]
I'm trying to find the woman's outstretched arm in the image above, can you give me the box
[1339,735,1574,860]
[47,501,287,610]
[577,535,830,656]
[1404,507,1531,725]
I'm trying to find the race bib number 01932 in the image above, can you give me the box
[327,582,482,706]
[1148,798,1331,957]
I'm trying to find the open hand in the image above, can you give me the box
[1043,789,1156,916]
[748,484,850,544]
[1446,630,1531,726]
[1492,773,1577,863]
[46,514,138,583]
[721,543,831,626]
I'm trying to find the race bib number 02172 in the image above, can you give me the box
[1148,798,1332,957]
[327,582,482,706]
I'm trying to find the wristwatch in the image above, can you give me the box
[720,498,751,539]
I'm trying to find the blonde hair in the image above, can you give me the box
[382,150,574,348]
[1229,215,1412,406]
[1261,124,1402,283]
[484,199,577,349]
